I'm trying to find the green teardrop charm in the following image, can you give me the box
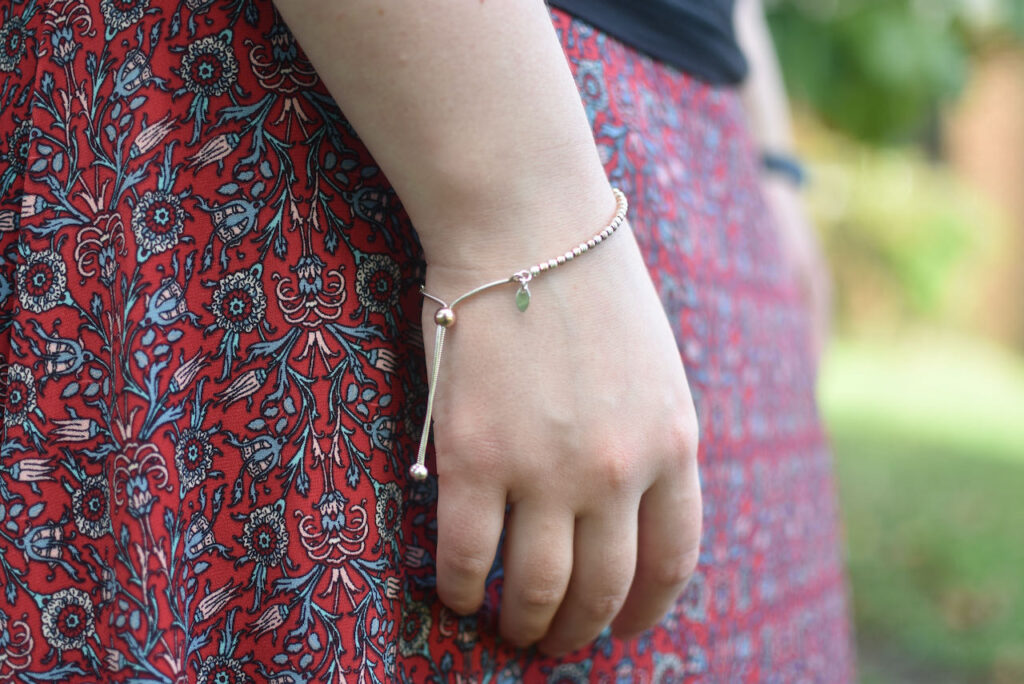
[515,283,531,312]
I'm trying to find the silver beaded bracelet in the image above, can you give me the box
[410,187,629,481]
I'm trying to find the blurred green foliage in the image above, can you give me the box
[825,151,974,316]
[800,129,999,327]
[764,0,1024,143]
[821,336,1024,684]
[770,4,1024,683]
[771,2,1024,334]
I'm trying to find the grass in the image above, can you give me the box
[819,333,1024,684]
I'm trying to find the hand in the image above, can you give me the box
[761,176,832,360]
[421,222,702,656]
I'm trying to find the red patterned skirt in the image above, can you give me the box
[0,1,854,681]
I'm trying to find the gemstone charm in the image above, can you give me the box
[515,283,531,312]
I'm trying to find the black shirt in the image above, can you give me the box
[548,0,748,85]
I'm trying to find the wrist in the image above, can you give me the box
[413,174,618,274]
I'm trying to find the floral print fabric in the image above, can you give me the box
[0,0,854,681]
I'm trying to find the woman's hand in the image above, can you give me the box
[266,0,700,651]
[735,0,832,359]
[421,221,702,655]
[761,176,832,360]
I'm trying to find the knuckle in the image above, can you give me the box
[436,556,486,614]
[650,547,700,589]
[502,583,564,646]
[437,542,491,613]
[594,452,636,495]
[439,545,492,582]
[435,425,505,477]
[579,590,628,624]
[668,414,699,460]
[515,583,564,611]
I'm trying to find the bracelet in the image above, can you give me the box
[761,150,807,188]
[409,187,629,481]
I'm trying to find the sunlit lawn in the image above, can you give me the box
[819,333,1024,684]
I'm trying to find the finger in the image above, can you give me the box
[610,459,702,638]
[537,501,638,656]
[435,476,507,615]
[499,501,574,648]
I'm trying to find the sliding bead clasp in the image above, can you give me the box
[434,307,456,327]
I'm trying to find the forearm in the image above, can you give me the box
[734,0,832,356]
[270,0,614,268]
[735,0,795,156]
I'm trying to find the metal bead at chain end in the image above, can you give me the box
[434,307,455,327]
[409,463,428,481]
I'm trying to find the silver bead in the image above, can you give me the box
[539,261,550,272]
[530,265,541,277]
[434,307,455,327]
[548,258,558,269]
[409,463,429,481]
[556,255,565,265]
[573,247,582,257]
[594,234,603,244]
[564,250,574,261]
[587,239,596,248]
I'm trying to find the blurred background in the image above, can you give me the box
[764,1,1024,682]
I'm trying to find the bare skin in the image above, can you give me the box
[737,0,832,358]
[270,0,702,655]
